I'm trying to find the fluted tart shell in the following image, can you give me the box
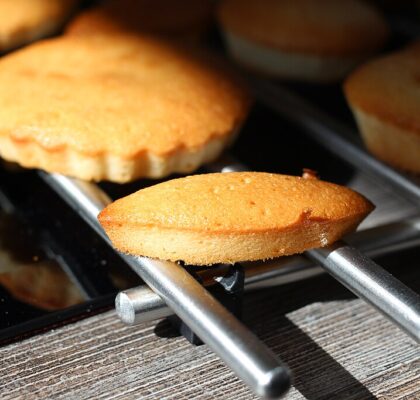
[0,34,250,182]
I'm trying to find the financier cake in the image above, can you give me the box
[344,42,420,173]
[0,34,250,182]
[0,0,78,52]
[66,0,214,40]
[98,172,374,265]
[218,0,389,82]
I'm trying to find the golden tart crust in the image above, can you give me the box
[99,172,374,265]
[0,34,250,182]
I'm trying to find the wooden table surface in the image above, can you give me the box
[1,247,419,400]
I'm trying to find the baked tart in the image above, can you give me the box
[0,34,250,182]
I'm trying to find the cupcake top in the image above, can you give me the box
[218,0,389,56]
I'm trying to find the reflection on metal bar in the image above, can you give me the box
[251,80,420,206]
[308,243,420,343]
[39,171,291,400]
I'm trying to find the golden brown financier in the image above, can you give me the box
[99,172,374,265]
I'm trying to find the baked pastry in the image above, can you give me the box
[344,42,420,173]
[66,0,214,40]
[0,213,83,310]
[0,34,250,182]
[98,172,374,265]
[0,0,78,52]
[0,261,83,310]
[218,0,389,82]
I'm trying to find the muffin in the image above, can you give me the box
[218,0,389,82]
[344,42,420,173]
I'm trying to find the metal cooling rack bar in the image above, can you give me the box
[39,172,291,400]
[115,216,420,325]
[251,80,420,206]
[307,243,420,342]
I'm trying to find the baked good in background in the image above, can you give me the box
[0,261,83,310]
[0,212,83,310]
[0,34,250,183]
[344,42,420,173]
[0,0,78,53]
[99,172,374,265]
[66,0,215,41]
[217,0,389,82]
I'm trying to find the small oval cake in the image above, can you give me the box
[0,34,250,182]
[218,0,389,82]
[98,172,374,265]
[344,42,420,173]
[0,0,78,52]
[66,0,214,40]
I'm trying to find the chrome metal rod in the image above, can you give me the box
[41,172,112,237]
[307,242,420,343]
[116,259,325,326]
[40,172,291,399]
[251,80,420,206]
[116,286,172,325]
[116,218,420,325]
[127,256,291,398]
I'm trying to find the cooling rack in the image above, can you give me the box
[38,78,420,397]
